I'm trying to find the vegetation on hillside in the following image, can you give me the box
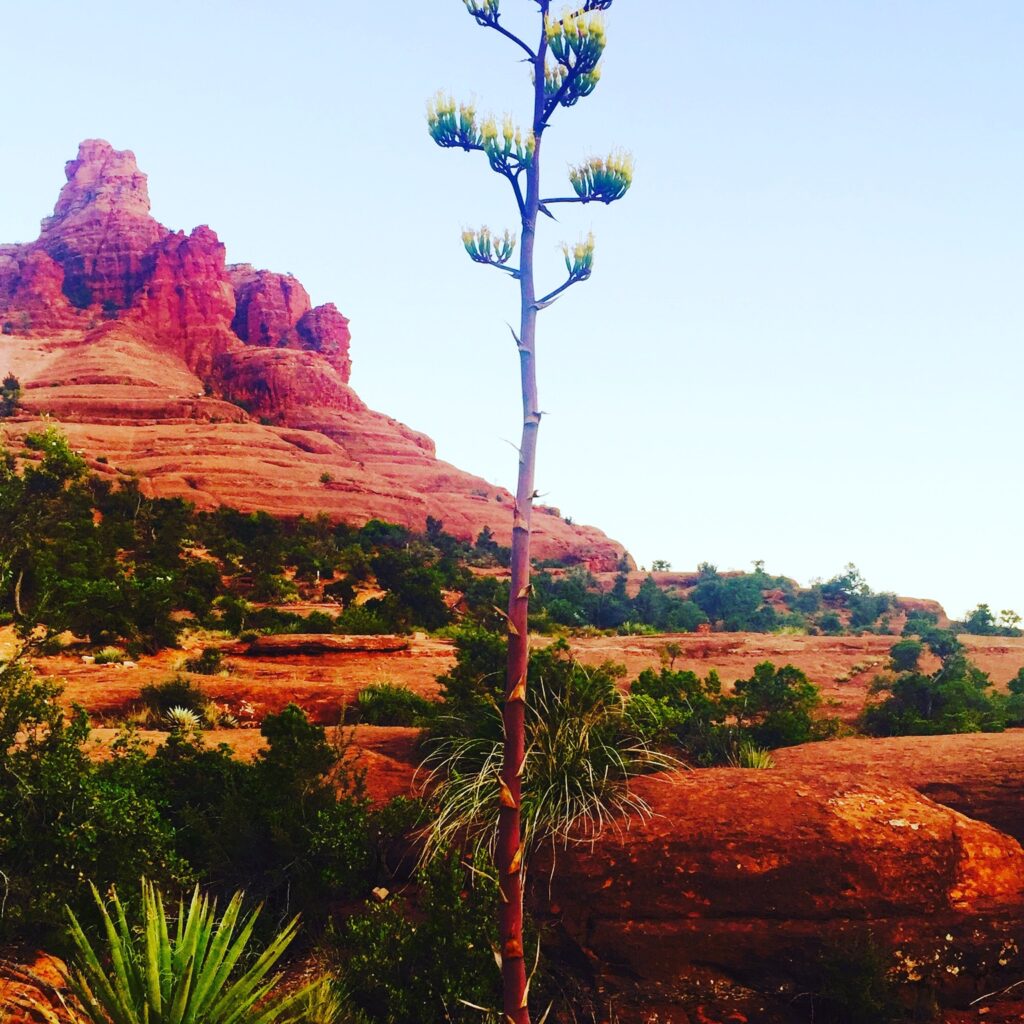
[5,429,1006,656]
[862,618,1023,735]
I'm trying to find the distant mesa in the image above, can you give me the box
[0,140,628,570]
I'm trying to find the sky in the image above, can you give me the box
[1,1,1022,619]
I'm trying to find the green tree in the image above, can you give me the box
[959,603,1000,635]
[889,637,923,673]
[427,5,631,1018]
[0,373,20,416]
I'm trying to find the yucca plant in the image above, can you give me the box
[63,881,312,1024]
[164,705,202,732]
[421,664,679,863]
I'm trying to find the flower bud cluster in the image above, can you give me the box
[482,115,535,174]
[462,226,517,266]
[561,232,595,281]
[427,93,483,150]
[463,0,500,25]
[568,151,634,203]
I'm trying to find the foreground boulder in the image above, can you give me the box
[539,768,1024,1022]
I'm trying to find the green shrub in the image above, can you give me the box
[342,853,502,1024]
[0,373,21,417]
[630,661,834,762]
[732,662,833,749]
[0,660,190,943]
[862,648,1007,737]
[356,682,433,725]
[65,880,312,1024]
[140,675,210,721]
[335,603,393,635]
[145,706,376,924]
[1007,668,1024,727]
[889,638,923,673]
[183,645,225,674]
[807,934,906,1024]
[729,740,775,769]
[629,665,731,763]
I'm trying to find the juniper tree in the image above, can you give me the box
[427,3,631,1020]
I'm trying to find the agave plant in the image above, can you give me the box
[63,881,312,1024]
[164,705,202,732]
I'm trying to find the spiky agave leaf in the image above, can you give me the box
[63,881,313,1024]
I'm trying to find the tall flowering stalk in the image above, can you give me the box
[428,3,631,1020]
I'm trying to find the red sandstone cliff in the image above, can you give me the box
[0,141,627,569]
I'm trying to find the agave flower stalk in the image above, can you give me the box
[428,4,631,1020]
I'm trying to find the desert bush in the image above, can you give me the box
[356,682,433,726]
[804,934,908,1024]
[144,706,376,925]
[889,638,924,673]
[335,603,393,635]
[0,660,190,943]
[862,647,1006,737]
[183,645,225,674]
[732,662,834,749]
[140,675,210,723]
[64,880,312,1024]
[341,852,502,1024]
[1007,667,1024,726]
[630,665,731,763]
[728,740,775,769]
[0,373,20,416]
[630,661,834,762]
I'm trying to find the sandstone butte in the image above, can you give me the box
[0,140,627,570]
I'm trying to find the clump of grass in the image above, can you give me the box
[356,683,433,726]
[728,740,775,769]
[93,646,126,665]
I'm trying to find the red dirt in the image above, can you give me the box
[22,630,1024,730]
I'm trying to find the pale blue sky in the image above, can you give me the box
[2,1,1021,618]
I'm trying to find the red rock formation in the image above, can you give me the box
[294,302,351,379]
[0,249,81,331]
[0,141,627,569]
[37,139,165,309]
[229,265,352,379]
[128,226,238,377]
